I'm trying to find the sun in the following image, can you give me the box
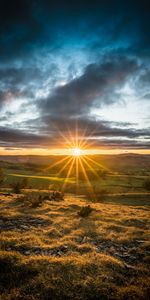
[72,147,82,156]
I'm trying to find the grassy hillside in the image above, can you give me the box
[0,154,150,174]
[0,154,150,195]
[0,191,150,300]
[0,154,149,299]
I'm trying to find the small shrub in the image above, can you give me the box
[78,205,93,217]
[11,178,29,194]
[40,191,64,201]
[11,182,22,194]
[19,190,64,208]
[25,192,43,207]
[143,178,150,191]
[43,194,51,200]
[51,191,64,201]
[30,195,43,208]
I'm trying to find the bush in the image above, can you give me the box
[30,195,43,208]
[51,191,64,201]
[19,190,64,208]
[41,191,64,201]
[143,178,150,191]
[78,205,93,217]
[11,182,22,194]
[11,178,29,194]
[21,192,43,208]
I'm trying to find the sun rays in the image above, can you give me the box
[45,125,108,197]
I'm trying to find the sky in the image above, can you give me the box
[0,0,150,155]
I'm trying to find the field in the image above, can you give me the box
[1,154,150,195]
[0,154,150,299]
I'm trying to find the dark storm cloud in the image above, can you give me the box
[25,115,150,141]
[40,56,138,117]
[0,121,149,149]
[89,139,150,150]
[0,127,51,148]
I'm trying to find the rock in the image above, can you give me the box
[35,250,40,255]
[51,253,57,257]
[91,240,98,246]
[57,250,63,256]
[24,250,31,255]
[114,252,122,257]
[136,240,146,243]
[109,246,115,253]
[20,225,29,230]
[82,236,91,243]
[60,245,68,252]
[122,254,130,258]
[95,247,100,252]
[42,250,51,256]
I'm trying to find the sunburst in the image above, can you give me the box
[45,124,108,198]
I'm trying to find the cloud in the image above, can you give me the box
[0,127,51,148]
[39,56,138,119]
[0,63,59,110]
[0,119,149,149]
[89,138,150,149]
[0,0,149,152]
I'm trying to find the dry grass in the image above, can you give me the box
[0,191,150,299]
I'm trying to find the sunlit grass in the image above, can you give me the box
[8,173,75,183]
[0,192,149,299]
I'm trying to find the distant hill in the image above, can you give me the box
[0,155,56,165]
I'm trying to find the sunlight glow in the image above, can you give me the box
[44,123,109,198]
[72,147,82,156]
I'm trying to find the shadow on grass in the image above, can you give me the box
[0,252,38,292]
[95,194,150,207]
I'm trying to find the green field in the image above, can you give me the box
[7,172,75,183]
[1,156,150,198]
